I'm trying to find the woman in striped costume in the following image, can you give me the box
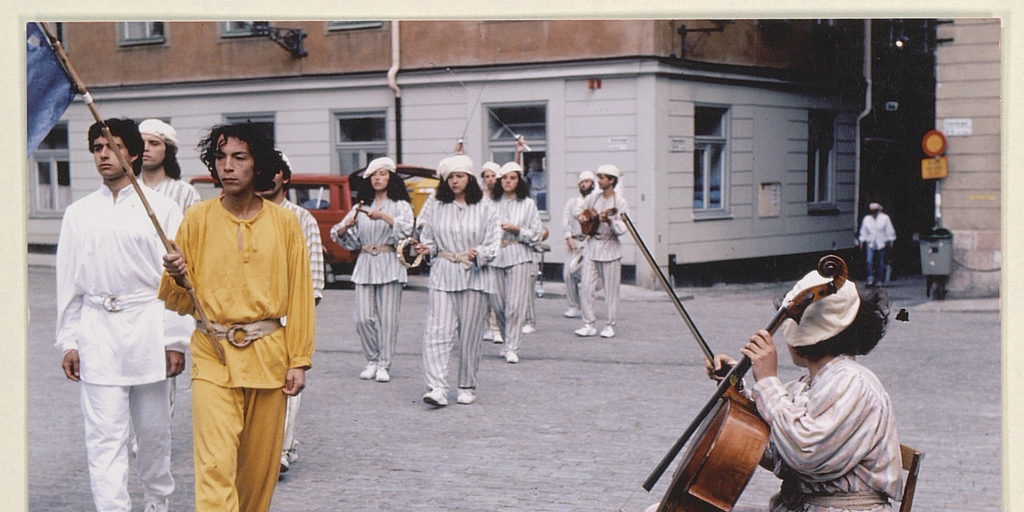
[697,273,903,512]
[488,162,542,364]
[413,155,501,406]
[331,157,414,383]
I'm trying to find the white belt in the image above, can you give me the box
[803,491,889,509]
[83,291,157,313]
[361,244,396,255]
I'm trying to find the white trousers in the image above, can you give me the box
[580,258,621,326]
[488,262,533,353]
[353,282,404,369]
[563,252,583,310]
[422,289,489,392]
[281,393,302,461]
[80,380,174,512]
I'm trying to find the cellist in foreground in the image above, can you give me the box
[653,271,904,512]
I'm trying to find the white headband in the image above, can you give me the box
[577,171,596,184]
[438,154,475,181]
[139,119,179,148]
[480,161,501,175]
[779,271,860,347]
[496,161,523,179]
[364,156,397,178]
[596,164,621,179]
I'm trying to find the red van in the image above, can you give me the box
[190,174,356,284]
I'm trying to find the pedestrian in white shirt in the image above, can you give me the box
[575,164,628,339]
[561,171,595,318]
[858,203,896,286]
[56,118,192,512]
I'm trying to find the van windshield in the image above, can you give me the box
[291,185,330,210]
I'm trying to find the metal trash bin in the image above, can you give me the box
[919,227,953,299]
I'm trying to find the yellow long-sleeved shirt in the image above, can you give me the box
[158,197,315,388]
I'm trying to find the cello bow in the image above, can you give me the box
[642,255,849,493]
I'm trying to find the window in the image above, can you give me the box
[119,22,164,45]
[486,104,548,211]
[327,21,384,31]
[222,22,255,38]
[807,109,835,206]
[694,106,728,212]
[224,113,275,145]
[334,112,387,176]
[30,123,71,215]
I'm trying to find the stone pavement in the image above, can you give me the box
[26,265,1000,511]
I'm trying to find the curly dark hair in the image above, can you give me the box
[435,174,483,205]
[162,144,183,180]
[490,171,531,201]
[197,123,280,192]
[792,285,891,360]
[355,170,411,205]
[88,118,143,175]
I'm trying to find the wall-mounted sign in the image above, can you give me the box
[921,156,948,180]
[671,137,687,152]
[921,129,946,157]
[758,182,781,217]
[608,137,629,151]
[943,118,972,136]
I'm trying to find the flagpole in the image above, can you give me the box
[37,22,226,365]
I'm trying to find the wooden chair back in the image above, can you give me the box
[898,444,924,512]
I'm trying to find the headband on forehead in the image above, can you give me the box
[438,154,475,181]
[496,161,523,179]
[577,170,595,184]
[139,119,179,148]
[480,161,500,175]
[779,271,861,347]
[364,156,397,178]
[596,164,620,178]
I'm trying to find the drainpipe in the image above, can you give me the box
[854,19,872,234]
[387,20,402,163]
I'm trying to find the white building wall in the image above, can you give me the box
[30,59,860,284]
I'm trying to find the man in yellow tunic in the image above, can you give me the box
[158,123,314,512]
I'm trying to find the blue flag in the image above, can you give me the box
[27,22,76,158]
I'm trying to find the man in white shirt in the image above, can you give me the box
[561,170,595,318]
[139,118,201,212]
[258,151,325,474]
[56,118,192,512]
[575,165,628,339]
[858,202,897,286]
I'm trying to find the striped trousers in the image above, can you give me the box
[422,288,489,392]
[580,258,621,326]
[563,252,583,311]
[488,261,533,353]
[353,282,403,370]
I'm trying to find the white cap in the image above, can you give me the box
[279,151,292,172]
[364,156,397,178]
[496,161,523,179]
[577,171,596,184]
[869,202,883,211]
[480,161,501,175]
[779,271,861,347]
[596,164,621,179]
[438,154,475,181]
[139,119,179,148]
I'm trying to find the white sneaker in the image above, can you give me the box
[600,325,616,338]
[279,454,290,473]
[505,350,519,364]
[563,308,580,318]
[359,362,377,380]
[575,324,597,337]
[521,324,536,334]
[375,367,391,382]
[482,330,495,341]
[423,388,448,407]
[456,389,476,404]
[492,331,504,343]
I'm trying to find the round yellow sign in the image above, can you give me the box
[922,130,946,157]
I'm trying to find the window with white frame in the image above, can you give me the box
[693,106,728,212]
[807,109,835,206]
[224,113,275,145]
[30,123,71,216]
[119,22,164,46]
[327,21,384,31]
[334,112,387,176]
[486,104,548,211]
[222,22,255,38]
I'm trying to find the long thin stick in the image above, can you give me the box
[38,22,226,365]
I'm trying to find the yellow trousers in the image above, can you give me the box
[191,379,286,512]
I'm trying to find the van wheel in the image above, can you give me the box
[324,260,336,285]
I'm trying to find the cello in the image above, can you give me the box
[648,255,849,512]
[618,212,849,511]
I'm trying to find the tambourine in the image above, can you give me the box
[396,237,424,268]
